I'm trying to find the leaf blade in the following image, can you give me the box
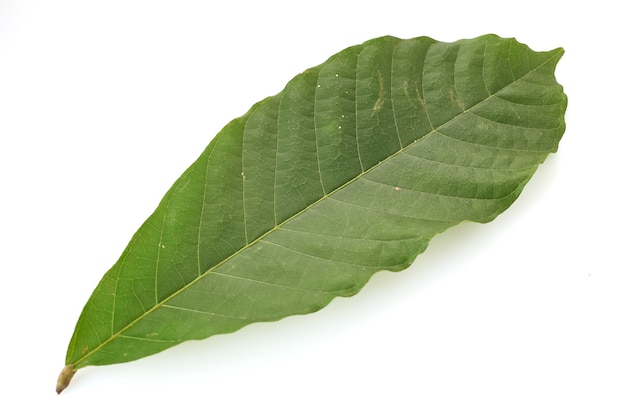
[63,35,566,382]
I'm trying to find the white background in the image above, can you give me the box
[1,1,624,415]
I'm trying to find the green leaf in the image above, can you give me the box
[58,34,566,393]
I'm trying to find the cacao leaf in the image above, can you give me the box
[58,34,566,393]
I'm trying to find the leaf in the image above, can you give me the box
[57,34,567,393]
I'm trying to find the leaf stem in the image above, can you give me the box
[56,365,76,394]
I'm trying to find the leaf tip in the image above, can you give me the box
[56,365,76,395]
[553,46,565,60]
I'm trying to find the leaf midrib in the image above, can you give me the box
[72,45,561,368]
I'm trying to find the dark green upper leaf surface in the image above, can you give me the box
[65,35,566,368]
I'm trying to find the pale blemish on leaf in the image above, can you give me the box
[448,88,464,110]
[371,70,386,116]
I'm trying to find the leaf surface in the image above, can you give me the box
[59,34,566,392]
